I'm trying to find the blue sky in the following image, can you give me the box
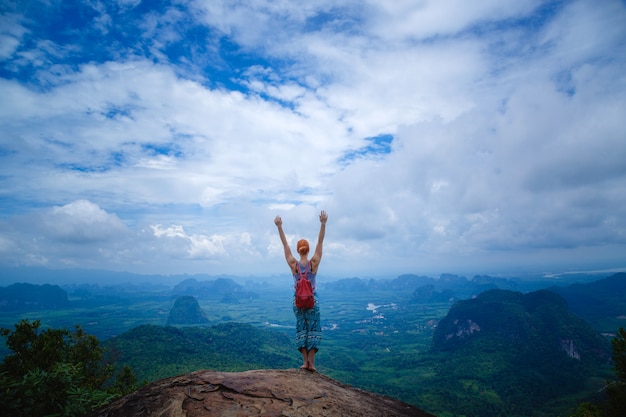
[1,0,625,281]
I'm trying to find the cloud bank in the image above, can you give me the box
[1,0,625,280]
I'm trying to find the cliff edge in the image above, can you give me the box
[89,368,436,417]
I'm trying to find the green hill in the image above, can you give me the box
[0,283,69,311]
[427,289,611,416]
[166,296,209,326]
[550,272,626,332]
[105,323,294,383]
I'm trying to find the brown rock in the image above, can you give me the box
[89,368,436,417]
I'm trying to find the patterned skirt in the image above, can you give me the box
[293,292,321,351]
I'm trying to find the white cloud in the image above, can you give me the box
[540,0,626,65]
[117,0,142,8]
[151,224,263,263]
[43,200,128,244]
[151,224,187,239]
[188,234,226,258]
[0,13,28,59]
[0,34,20,60]
[366,0,544,40]
[0,0,625,278]
[0,59,350,211]
[150,224,226,258]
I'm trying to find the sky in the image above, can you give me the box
[1,0,625,282]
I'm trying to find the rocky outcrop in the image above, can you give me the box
[89,368,436,417]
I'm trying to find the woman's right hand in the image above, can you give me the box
[274,215,282,227]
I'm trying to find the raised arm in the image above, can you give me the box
[310,210,327,272]
[274,215,297,272]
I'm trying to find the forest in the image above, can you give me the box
[1,271,625,417]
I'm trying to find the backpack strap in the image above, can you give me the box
[295,261,310,281]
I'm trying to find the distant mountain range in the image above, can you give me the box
[1,265,617,288]
[4,272,624,417]
[172,278,259,302]
[0,283,69,310]
[321,271,617,301]
[0,266,251,287]
[550,272,626,328]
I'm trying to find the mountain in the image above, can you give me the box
[87,368,436,417]
[166,296,209,326]
[0,266,257,287]
[429,289,611,416]
[550,272,626,328]
[323,273,546,301]
[0,283,69,310]
[172,277,259,302]
[323,274,436,293]
[410,284,456,303]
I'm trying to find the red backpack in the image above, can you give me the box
[295,262,315,309]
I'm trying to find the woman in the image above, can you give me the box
[274,210,327,372]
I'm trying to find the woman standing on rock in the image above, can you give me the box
[274,210,327,372]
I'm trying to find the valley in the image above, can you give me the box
[1,272,624,416]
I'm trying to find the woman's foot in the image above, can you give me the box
[306,361,317,372]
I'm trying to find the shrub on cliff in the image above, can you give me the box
[0,319,137,417]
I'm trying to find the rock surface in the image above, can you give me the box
[89,368,436,417]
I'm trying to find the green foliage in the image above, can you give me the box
[570,328,626,417]
[426,289,611,417]
[166,295,209,325]
[2,273,623,417]
[106,322,294,382]
[611,328,626,383]
[0,319,137,417]
[1,319,105,385]
[0,363,117,417]
[551,273,626,333]
[111,365,138,396]
[570,402,602,417]
[603,328,626,417]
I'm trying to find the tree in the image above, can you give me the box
[571,402,602,417]
[571,328,626,417]
[605,328,626,417]
[611,328,626,383]
[0,319,137,417]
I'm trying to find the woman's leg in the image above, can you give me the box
[294,300,309,368]
[307,348,318,371]
[304,295,321,371]
[300,348,309,369]
[305,297,321,349]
